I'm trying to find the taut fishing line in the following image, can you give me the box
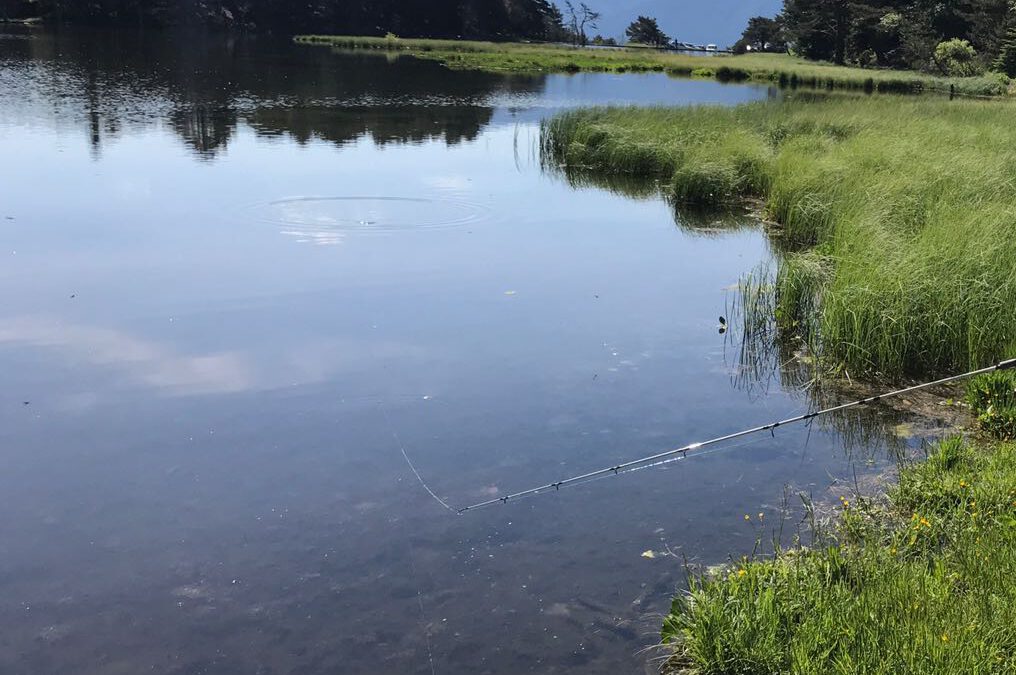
[384,359,1015,515]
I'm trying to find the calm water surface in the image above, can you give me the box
[1,29,918,674]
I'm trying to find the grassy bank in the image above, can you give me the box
[662,371,1016,674]
[294,36,1010,97]
[541,97,1016,377]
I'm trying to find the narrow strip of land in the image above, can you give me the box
[296,36,1011,97]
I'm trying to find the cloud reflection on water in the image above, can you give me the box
[0,315,426,399]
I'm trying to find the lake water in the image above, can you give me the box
[0,29,920,674]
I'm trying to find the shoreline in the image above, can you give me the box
[295,35,1012,98]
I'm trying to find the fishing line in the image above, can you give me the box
[379,402,458,515]
[404,535,440,675]
[505,433,771,502]
[456,358,1016,514]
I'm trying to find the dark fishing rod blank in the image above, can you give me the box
[456,358,1016,514]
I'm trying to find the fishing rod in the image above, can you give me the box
[456,357,1016,514]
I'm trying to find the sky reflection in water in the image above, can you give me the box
[0,30,916,675]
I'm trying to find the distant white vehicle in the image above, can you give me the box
[705,44,717,52]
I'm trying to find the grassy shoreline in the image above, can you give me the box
[663,435,1016,673]
[541,97,1016,378]
[538,92,1016,671]
[661,370,1016,674]
[294,35,1011,97]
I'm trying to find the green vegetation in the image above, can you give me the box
[296,36,1011,96]
[662,436,1016,674]
[995,25,1016,76]
[541,97,1016,377]
[771,0,1011,73]
[967,371,1016,440]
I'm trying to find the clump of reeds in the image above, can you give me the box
[967,371,1016,439]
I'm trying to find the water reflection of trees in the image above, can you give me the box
[4,29,547,158]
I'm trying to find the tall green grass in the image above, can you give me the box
[967,371,1016,439]
[541,97,1016,377]
[295,36,1011,97]
[662,437,1016,674]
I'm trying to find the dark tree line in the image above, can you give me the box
[0,0,570,40]
[735,0,1016,74]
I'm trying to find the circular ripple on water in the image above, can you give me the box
[248,196,489,243]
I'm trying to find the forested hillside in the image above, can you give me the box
[0,0,566,38]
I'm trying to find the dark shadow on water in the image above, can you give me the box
[543,165,759,237]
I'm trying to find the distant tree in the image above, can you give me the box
[564,1,600,45]
[933,37,981,75]
[782,0,850,63]
[541,2,571,41]
[738,0,1011,72]
[624,15,669,46]
[590,34,617,46]
[956,0,1012,58]
[733,16,786,53]
[994,24,1016,75]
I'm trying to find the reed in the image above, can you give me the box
[295,36,1011,97]
[541,97,1016,377]
[967,371,1016,439]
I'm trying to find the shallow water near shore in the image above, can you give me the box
[0,29,936,674]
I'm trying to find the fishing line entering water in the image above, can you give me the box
[456,358,1015,513]
[380,402,458,514]
[375,359,1014,515]
[405,536,440,675]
